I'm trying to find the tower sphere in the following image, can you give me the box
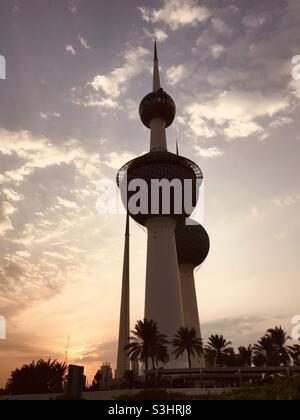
[139,88,176,128]
[176,221,210,267]
[117,151,203,226]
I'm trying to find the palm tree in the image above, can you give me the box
[172,327,203,368]
[267,326,292,366]
[152,343,170,367]
[5,359,67,395]
[238,345,253,367]
[253,327,292,367]
[205,334,233,367]
[289,343,300,366]
[253,335,276,366]
[125,319,168,370]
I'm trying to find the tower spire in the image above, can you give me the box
[116,212,130,378]
[153,38,161,91]
[125,211,129,236]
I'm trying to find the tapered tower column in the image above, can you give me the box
[116,214,130,378]
[179,264,204,367]
[176,221,210,368]
[179,264,201,338]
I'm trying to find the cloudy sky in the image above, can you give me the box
[0,0,300,386]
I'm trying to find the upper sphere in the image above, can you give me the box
[139,88,176,128]
[176,221,210,267]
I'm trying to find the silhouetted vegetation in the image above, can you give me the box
[172,327,203,368]
[237,345,254,367]
[2,322,300,398]
[124,321,299,370]
[5,359,67,395]
[116,375,300,400]
[90,369,103,391]
[253,326,292,367]
[204,334,234,367]
[125,319,169,370]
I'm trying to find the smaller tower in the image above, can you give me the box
[176,221,210,367]
[116,213,130,378]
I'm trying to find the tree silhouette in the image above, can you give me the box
[90,369,102,391]
[205,334,234,367]
[253,335,277,366]
[253,326,292,367]
[5,359,67,395]
[125,319,168,370]
[172,327,203,368]
[267,326,292,366]
[152,343,170,368]
[238,345,253,367]
[289,342,300,366]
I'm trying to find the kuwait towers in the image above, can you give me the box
[116,41,209,372]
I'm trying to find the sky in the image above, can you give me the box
[0,0,300,387]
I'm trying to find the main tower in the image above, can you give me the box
[117,41,203,367]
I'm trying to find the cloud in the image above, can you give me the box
[4,166,33,184]
[103,151,138,169]
[0,201,16,236]
[166,64,185,85]
[0,252,72,319]
[68,0,80,14]
[43,251,74,261]
[201,315,289,346]
[153,28,168,42]
[242,15,266,29]
[65,44,76,56]
[185,90,289,140]
[210,44,225,59]
[289,79,300,99]
[89,46,149,98]
[57,197,79,210]
[143,27,169,42]
[125,98,139,120]
[273,194,300,207]
[78,35,91,50]
[193,145,224,159]
[211,17,232,36]
[2,188,24,202]
[269,116,293,129]
[16,250,31,258]
[0,128,101,184]
[138,0,211,31]
[40,111,61,119]
[74,340,117,363]
[224,121,264,139]
[73,95,119,110]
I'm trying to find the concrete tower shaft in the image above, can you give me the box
[176,221,210,368]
